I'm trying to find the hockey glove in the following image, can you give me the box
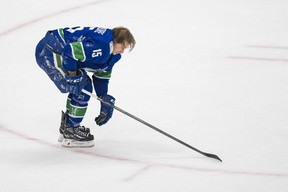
[65,70,89,96]
[95,94,115,126]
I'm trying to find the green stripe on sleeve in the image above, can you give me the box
[70,42,86,62]
[93,71,112,79]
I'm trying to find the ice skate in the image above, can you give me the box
[62,126,94,148]
[58,111,94,148]
[58,111,90,142]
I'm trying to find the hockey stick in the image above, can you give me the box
[82,89,222,162]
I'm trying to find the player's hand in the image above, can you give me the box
[95,95,115,126]
[65,70,90,95]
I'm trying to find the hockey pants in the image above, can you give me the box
[35,40,92,128]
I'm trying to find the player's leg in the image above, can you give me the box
[35,40,69,93]
[61,82,94,147]
[36,40,94,147]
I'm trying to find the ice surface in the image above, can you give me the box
[1,0,288,191]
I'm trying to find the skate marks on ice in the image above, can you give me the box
[228,44,288,62]
[228,56,288,62]
[1,125,288,181]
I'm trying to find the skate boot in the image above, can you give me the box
[62,125,94,148]
[58,111,90,142]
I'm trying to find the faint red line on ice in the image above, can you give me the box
[247,45,288,50]
[228,56,288,62]
[0,0,103,37]
[0,125,62,148]
[123,165,153,182]
[1,125,288,179]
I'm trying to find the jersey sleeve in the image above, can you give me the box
[61,42,84,71]
[92,76,109,97]
[93,54,121,79]
[92,54,121,96]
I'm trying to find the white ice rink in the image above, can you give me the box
[1,0,288,191]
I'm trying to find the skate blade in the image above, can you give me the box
[62,139,94,148]
[58,134,64,142]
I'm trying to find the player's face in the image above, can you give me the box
[113,42,129,55]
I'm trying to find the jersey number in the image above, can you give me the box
[92,49,102,57]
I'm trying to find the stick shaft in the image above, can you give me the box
[82,90,222,162]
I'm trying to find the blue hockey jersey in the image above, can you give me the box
[42,26,121,96]
[44,26,120,78]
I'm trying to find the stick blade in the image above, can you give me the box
[204,153,222,162]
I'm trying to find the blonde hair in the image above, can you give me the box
[112,27,136,51]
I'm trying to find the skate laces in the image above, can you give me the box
[79,126,89,132]
[75,127,90,137]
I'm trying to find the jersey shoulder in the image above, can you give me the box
[86,28,114,63]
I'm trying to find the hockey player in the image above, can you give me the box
[35,26,136,147]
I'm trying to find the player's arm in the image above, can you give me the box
[92,54,121,96]
[93,54,121,126]
[61,41,95,95]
